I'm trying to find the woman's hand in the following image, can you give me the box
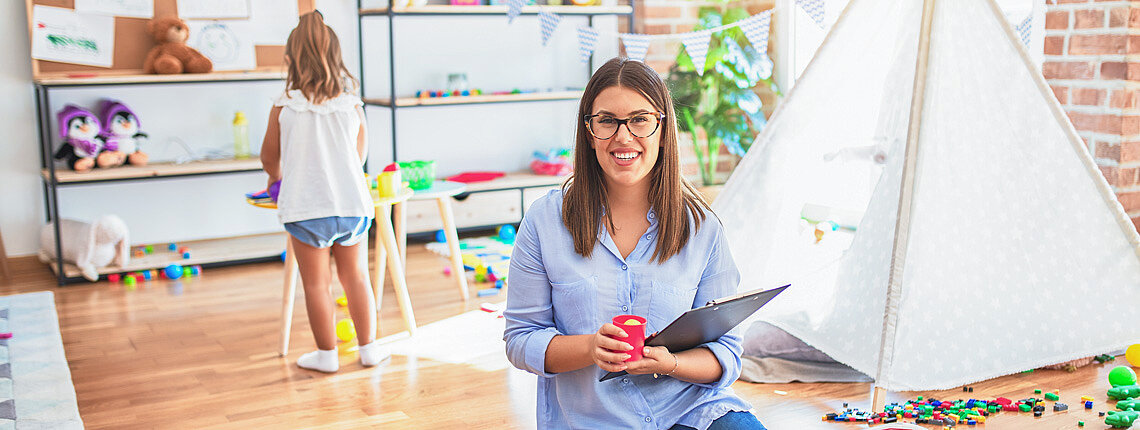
[625,346,675,376]
[589,323,633,372]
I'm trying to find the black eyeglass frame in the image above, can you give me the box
[582,112,667,140]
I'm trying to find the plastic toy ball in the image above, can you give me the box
[335,295,348,307]
[1110,366,1139,388]
[163,264,183,280]
[435,230,446,243]
[335,319,355,342]
[280,251,287,262]
[1127,344,1140,367]
[498,224,516,242]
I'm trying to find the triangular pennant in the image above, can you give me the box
[740,11,773,55]
[680,30,713,75]
[795,0,826,28]
[538,10,561,46]
[1015,14,1032,48]
[577,26,599,63]
[620,34,651,62]
[507,0,526,24]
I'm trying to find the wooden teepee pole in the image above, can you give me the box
[873,0,937,412]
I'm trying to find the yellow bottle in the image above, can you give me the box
[233,111,250,159]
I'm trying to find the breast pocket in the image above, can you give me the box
[648,279,699,333]
[550,276,598,335]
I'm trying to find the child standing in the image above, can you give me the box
[260,11,387,372]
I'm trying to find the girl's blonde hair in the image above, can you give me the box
[563,57,710,264]
[284,11,358,105]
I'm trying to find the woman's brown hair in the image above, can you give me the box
[563,57,710,264]
[284,11,358,105]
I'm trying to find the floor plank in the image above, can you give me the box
[0,235,1124,429]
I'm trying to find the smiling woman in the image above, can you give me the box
[502,57,767,430]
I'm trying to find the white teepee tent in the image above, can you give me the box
[713,0,1140,404]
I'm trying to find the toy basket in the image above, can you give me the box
[398,160,436,190]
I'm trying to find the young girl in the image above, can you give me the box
[260,11,387,372]
[504,58,765,429]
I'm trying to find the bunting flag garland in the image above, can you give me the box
[680,30,712,75]
[739,10,772,55]
[507,0,525,23]
[621,33,651,62]
[795,0,826,28]
[1015,14,1032,48]
[577,26,599,63]
[538,10,561,46]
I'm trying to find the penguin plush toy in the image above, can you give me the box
[54,105,105,172]
[98,99,149,167]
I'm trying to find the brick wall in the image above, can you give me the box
[1044,0,1140,231]
[628,0,776,185]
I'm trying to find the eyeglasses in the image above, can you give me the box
[583,112,666,140]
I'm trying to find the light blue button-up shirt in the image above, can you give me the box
[504,189,752,430]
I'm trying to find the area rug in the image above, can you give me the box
[0,291,83,429]
[379,307,510,372]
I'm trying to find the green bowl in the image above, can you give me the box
[398,160,436,190]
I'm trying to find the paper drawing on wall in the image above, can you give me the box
[31,6,115,67]
[188,21,256,71]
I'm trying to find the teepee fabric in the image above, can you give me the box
[715,0,1140,392]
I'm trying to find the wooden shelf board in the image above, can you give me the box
[47,232,287,279]
[34,70,285,86]
[43,159,263,184]
[365,90,581,107]
[456,171,568,193]
[361,5,632,15]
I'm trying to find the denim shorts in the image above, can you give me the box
[284,216,372,249]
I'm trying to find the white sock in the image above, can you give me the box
[359,341,391,367]
[297,348,339,373]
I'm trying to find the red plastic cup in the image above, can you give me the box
[611,315,647,362]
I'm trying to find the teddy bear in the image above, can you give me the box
[144,17,212,75]
[39,215,130,282]
[97,99,149,167]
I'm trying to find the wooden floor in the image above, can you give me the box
[0,237,1125,429]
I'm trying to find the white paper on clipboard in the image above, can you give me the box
[31,5,115,68]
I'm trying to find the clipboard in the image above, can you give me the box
[599,284,789,382]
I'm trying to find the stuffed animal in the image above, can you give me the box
[98,99,149,167]
[38,215,130,282]
[54,105,113,172]
[144,17,212,75]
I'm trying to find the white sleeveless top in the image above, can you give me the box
[274,90,372,224]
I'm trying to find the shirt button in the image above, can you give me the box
[622,305,628,312]
[621,265,627,270]
[622,378,629,384]
[645,417,652,423]
[645,234,652,240]
[649,213,655,219]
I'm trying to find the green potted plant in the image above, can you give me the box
[667,7,779,187]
